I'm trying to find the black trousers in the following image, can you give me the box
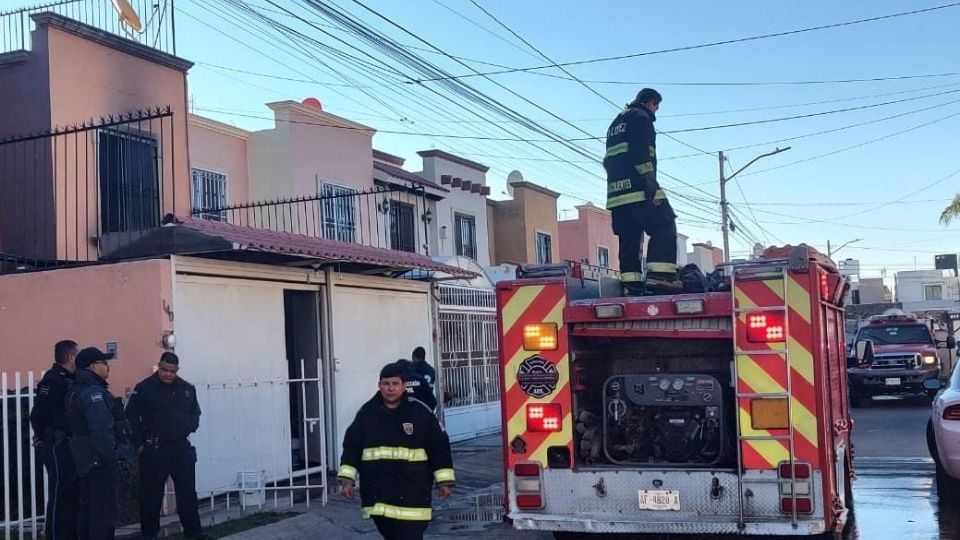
[77,463,118,540]
[611,199,678,282]
[138,440,202,538]
[372,517,429,540]
[43,438,78,540]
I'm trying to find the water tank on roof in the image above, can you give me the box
[302,97,323,110]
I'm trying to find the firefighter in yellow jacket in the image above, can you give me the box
[338,362,455,540]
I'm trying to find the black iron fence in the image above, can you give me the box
[192,181,435,255]
[0,107,180,273]
[1,0,176,56]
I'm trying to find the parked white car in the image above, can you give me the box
[927,365,960,501]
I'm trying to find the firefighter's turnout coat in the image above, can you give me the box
[338,394,455,522]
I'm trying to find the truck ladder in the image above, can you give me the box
[731,262,801,529]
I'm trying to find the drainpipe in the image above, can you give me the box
[323,266,339,470]
[431,282,445,423]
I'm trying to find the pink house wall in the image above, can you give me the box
[43,21,192,217]
[188,117,251,205]
[0,259,172,395]
[558,204,619,269]
[0,15,193,262]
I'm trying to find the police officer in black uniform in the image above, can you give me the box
[125,352,207,540]
[410,347,436,391]
[397,359,437,411]
[65,346,126,540]
[29,340,80,540]
[338,362,455,540]
[604,88,681,296]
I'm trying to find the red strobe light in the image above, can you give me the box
[746,311,786,343]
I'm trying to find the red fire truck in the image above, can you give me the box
[496,246,853,537]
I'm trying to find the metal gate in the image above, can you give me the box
[437,285,501,442]
[1,361,327,539]
[190,357,328,509]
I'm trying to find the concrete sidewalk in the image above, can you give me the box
[220,433,547,540]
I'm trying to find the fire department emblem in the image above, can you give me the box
[402,422,414,436]
[646,305,660,316]
[517,356,560,398]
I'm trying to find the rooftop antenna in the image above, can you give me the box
[111,0,144,37]
[506,170,523,198]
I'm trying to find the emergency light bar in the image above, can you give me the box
[746,312,786,343]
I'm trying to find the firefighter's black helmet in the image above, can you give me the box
[630,88,662,108]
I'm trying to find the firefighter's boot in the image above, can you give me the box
[643,273,683,296]
[623,280,646,297]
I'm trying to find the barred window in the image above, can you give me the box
[191,169,228,221]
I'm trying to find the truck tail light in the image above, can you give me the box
[781,496,813,514]
[944,405,960,420]
[514,462,544,509]
[523,323,558,351]
[746,311,786,343]
[778,462,811,479]
[527,404,563,432]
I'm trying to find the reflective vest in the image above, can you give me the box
[604,106,663,209]
[338,394,455,521]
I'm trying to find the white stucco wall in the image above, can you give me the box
[418,155,491,267]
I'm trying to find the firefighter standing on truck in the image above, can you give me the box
[604,88,680,295]
[338,361,455,540]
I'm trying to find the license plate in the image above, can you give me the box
[638,490,681,511]
[885,377,901,386]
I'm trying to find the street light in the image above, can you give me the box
[827,238,863,259]
[719,147,791,262]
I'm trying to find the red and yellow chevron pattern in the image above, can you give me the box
[734,272,820,470]
[498,282,574,469]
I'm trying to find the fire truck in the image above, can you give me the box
[496,246,853,537]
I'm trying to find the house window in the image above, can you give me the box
[454,213,477,259]
[390,201,416,252]
[536,232,552,264]
[598,246,610,268]
[99,129,160,233]
[925,284,943,301]
[320,183,357,243]
[192,169,228,221]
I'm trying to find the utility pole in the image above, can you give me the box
[719,147,791,263]
[827,238,863,259]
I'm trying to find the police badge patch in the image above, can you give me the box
[403,422,414,435]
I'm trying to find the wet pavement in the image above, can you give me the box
[221,397,960,539]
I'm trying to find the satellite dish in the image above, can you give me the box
[111,0,144,35]
[506,170,523,198]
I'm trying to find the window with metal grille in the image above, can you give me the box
[536,232,552,264]
[191,169,228,221]
[925,284,944,301]
[390,201,416,252]
[598,246,610,268]
[455,212,477,259]
[320,183,357,243]
[98,129,160,233]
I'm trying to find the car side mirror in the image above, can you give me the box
[855,339,875,365]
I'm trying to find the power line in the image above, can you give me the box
[409,2,960,82]
[529,71,960,88]
[741,109,960,177]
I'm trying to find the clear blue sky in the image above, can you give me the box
[17,0,960,277]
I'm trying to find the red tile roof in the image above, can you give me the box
[373,161,448,192]
[166,216,475,277]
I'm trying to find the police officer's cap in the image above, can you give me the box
[76,347,115,369]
